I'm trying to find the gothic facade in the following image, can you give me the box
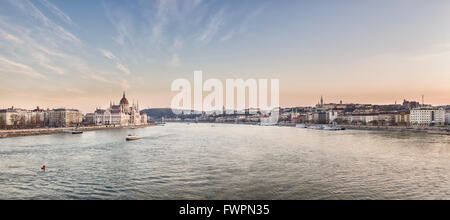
[93,92,147,126]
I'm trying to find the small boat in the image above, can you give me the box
[295,124,308,128]
[71,131,83,134]
[323,126,346,131]
[126,134,140,141]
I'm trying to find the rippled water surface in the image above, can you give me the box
[1,123,450,199]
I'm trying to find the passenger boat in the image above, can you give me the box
[307,125,345,131]
[323,126,346,131]
[126,134,140,141]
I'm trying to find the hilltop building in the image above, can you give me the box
[403,99,420,109]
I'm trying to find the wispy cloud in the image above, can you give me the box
[32,53,65,75]
[220,5,266,42]
[38,0,75,25]
[0,56,46,79]
[103,2,135,46]
[77,65,130,90]
[0,0,137,94]
[0,0,85,80]
[6,0,81,46]
[99,49,117,60]
[0,31,24,45]
[116,63,131,75]
[0,0,267,95]
[99,48,131,75]
[198,8,227,44]
[220,30,235,42]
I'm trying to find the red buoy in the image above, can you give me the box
[41,165,46,171]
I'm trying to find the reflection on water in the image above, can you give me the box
[0,123,449,199]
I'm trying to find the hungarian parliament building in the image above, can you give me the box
[91,92,148,126]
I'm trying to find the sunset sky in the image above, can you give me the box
[0,0,449,112]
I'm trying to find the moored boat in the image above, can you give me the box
[323,126,346,131]
[309,125,325,130]
[306,125,345,131]
[296,124,308,128]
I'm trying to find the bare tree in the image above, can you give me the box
[0,116,5,129]
[19,115,26,128]
[10,114,20,128]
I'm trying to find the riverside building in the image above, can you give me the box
[48,108,83,127]
[0,107,47,128]
[410,107,446,126]
[446,111,450,125]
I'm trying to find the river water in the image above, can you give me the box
[0,123,449,200]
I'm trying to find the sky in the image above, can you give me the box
[0,0,449,112]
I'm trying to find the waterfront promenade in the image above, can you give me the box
[280,123,450,135]
[0,124,154,139]
[163,121,450,135]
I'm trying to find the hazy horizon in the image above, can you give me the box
[1,0,449,113]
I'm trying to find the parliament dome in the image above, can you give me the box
[120,92,129,105]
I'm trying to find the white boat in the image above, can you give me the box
[323,126,345,131]
[308,125,325,130]
[295,124,308,128]
[322,125,345,131]
[126,134,140,141]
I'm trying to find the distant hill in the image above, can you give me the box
[140,108,176,120]
[140,108,202,120]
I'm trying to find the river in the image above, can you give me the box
[0,123,449,199]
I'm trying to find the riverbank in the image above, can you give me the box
[339,124,450,134]
[282,123,449,135]
[0,123,156,139]
[166,121,450,135]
